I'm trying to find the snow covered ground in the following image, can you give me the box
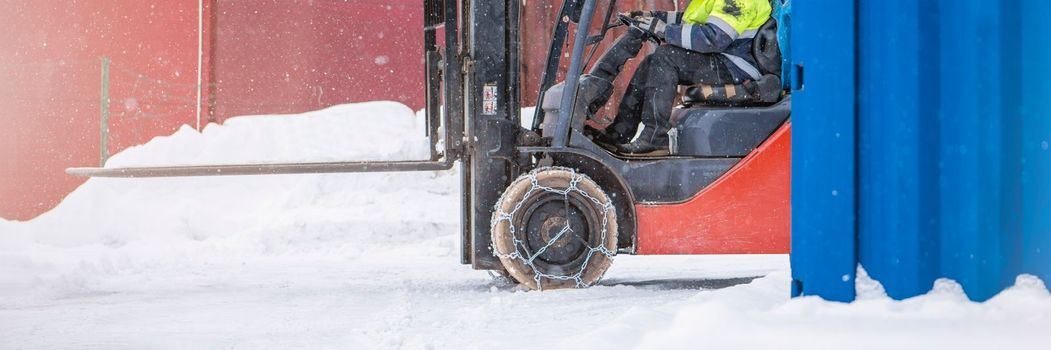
[1,101,1049,349]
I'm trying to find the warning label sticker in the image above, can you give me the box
[482,83,498,115]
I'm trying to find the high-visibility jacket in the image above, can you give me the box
[656,0,772,80]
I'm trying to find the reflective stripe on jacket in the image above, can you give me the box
[662,0,772,80]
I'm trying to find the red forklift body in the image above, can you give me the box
[636,123,791,255]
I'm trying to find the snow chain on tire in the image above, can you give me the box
[490,166,618,290]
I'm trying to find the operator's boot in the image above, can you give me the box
[618,85,674,156]
[619,130,670,156]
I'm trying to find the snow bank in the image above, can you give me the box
[567,271,1051,349]
[106,101,431,167]
[0,101,459,306]
[2,101,1050,348]
[648,273,1051,349]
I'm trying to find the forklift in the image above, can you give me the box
[69,0,792,290]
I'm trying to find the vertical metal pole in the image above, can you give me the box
[196,0,204,131]
[529,1,573,132]
[99,56,110,166]
[423,0,442,161]
[552,0,598,148]
[445,0,469,265]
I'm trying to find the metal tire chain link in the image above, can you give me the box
[491,166,617,290]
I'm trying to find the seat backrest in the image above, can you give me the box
[682,4,786,108]
[753,18,781,76]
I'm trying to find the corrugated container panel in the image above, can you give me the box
[792,0,1051,301]
[789,0,857,302]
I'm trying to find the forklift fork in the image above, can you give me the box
[68,0,462,179]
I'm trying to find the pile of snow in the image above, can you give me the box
[106,102,432,167]
[0,101,460,307]
[569,271,1051,349]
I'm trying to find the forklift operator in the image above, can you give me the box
[589,0,774,155]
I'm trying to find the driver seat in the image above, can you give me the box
[669,17,789,157]
[682,17,784,108]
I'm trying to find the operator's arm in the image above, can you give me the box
[651,11,684,25]
[662,14,737,53]
[664,0,774,55]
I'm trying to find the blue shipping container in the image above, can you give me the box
[791,0,1051,302]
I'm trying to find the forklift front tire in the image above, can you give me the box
[491,167,618,290]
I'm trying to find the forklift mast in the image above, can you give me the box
[453,0,524,269]
[453,0,617,269]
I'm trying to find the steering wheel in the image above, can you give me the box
[617,14,663,43]
[617,13,635,27]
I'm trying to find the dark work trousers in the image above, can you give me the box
[589,30,741,144]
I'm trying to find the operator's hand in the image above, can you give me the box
[636,17,666,41]
[624,10,656,18]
